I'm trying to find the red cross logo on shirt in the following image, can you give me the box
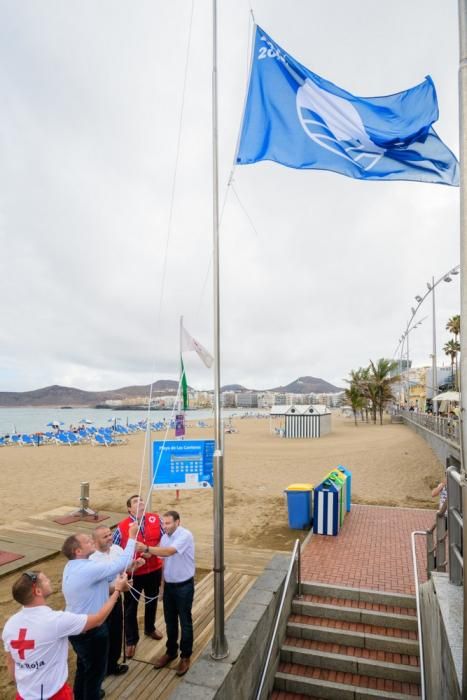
[11,628,35,660]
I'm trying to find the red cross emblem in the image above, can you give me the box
[11,628,35,660]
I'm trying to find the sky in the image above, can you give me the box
[0,0,461,393]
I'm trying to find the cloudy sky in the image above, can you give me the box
[0,0,461,393]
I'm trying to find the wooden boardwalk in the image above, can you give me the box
[0,505,281,699]
[103,569,257,699]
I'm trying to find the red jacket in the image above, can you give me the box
[115,513,163,576]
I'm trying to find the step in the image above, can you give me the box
[275,667,420,700]
[270,691,322,700]
[300,582,416,610]
[292,600,417,632]
[287,621,419,657]
[280,641,420,684]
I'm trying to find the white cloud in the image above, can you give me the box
[0,0,461,393]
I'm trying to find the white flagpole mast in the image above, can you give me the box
[458,2,467,695]
[211,0,228,660]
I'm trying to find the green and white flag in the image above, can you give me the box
[180,356,189,411]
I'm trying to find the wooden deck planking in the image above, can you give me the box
[0,507,125,578]
[103,570,257,699]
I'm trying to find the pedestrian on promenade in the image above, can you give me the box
[3,569,127,700]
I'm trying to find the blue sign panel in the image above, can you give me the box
[152,439,215,490]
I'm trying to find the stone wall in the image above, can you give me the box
[170,553,296,700]
[402,416,460,465]
[419,573,462,700]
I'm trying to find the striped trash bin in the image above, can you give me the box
[327,470,347,526]
[337,465,352,512]
[313,478,342,535]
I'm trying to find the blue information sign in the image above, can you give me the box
[152,439,215,490]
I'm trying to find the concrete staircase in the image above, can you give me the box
[270,581,421,700]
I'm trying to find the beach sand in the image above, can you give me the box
[0,413,444,697]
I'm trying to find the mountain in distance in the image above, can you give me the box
[0,381,181,408]
[220,384,248,392]
[0,376,342,407]
[268,376,343,394]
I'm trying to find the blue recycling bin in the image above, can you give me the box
[337,465,352,512]
[284,483,313,529]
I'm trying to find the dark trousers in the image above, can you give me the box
[124,569,161,645]
[163,578,194,658]
[69,624,108,700]
[106,596,123,672]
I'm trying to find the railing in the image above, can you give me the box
[411,531,427,700]
[403,411,460,444]
[426,509,447,574]
[446,465,464,585]
[255,538,301,700]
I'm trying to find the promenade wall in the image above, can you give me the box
[171,553,296,700]
[401,414,461,465]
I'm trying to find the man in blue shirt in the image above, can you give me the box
[136,510,195,677]
[61,520,138,700]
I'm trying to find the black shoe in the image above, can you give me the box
[99,691,105,699]
[107,663,129,676]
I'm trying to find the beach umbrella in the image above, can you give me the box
[79,418,93,424]
[432,391,460,402]
[47,421,65,427]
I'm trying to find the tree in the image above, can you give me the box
[369,358,400,425]
[443,339,460,390]
[344,385,365,426]
[446,314,460,341]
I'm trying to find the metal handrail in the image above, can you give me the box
[411,531,427,700]
[255,538,301,700]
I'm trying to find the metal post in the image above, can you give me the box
[458,1,467,694]
[432,276,438,400]
[407,328,410,406]
[211,0,228,660]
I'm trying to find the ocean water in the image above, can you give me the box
[0,406,253,436]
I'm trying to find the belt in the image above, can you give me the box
[165,577,194,588]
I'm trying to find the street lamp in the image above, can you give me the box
[399,265,460,403]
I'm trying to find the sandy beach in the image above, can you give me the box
[0,413,444,697]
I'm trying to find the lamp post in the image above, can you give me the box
[398,319,427,405]
[395,266,460,404]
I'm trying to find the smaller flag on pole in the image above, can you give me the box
[181,321,214,368]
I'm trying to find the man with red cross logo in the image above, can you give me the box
[2,570,127,700]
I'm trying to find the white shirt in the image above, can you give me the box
[90,543,124,563]
[161,526,195,583]
[2,605,86,700]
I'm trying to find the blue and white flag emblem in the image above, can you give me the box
[236,26,459,186]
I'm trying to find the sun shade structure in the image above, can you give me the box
[270,404,331,438]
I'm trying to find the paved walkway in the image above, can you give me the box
[300,504,435,594]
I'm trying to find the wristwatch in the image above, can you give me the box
[144,545,150,554]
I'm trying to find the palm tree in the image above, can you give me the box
[446,314,460,342]
[369,358,400,425]
[444,339,461,390]
[346,367,371,422]
[344,385,365,426]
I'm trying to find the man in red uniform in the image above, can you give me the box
[112,495,164,657]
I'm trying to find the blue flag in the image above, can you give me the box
[236,26,459,186]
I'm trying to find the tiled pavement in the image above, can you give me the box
[300,504,435,594]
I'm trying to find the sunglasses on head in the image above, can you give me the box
[24,571,39,583]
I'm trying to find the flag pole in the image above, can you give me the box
[458,1,467,695]
[211,0,228,660]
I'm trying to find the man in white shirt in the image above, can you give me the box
[136,510,195,677]
[90,525,145,676]
[2,569,126,700]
